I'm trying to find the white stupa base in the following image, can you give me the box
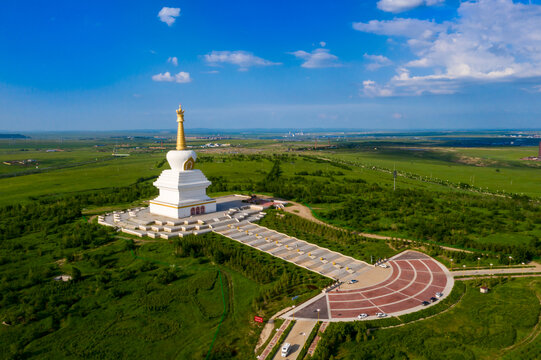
[149,150,216,219]
[149,198,217,219]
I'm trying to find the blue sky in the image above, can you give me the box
[1,0,540,131]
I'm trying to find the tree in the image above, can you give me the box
[71,267,81,281]
[266,160,283,181]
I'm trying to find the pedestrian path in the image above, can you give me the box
[215,221,369,281]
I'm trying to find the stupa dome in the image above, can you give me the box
[166,149,197,171]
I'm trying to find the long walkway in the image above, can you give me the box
[214,222,369,281]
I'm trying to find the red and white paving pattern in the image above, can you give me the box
[286,251,454,321]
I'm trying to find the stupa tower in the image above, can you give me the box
[149,105,216,218]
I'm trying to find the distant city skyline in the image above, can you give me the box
[1,0,541,131]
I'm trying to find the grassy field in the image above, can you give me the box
[1,134,540,359]
[0,227,329,359]
[326,146,541,198]
[1,141,539,259]
[314,278,541,360]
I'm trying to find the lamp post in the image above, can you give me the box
[477,257,481,271]
[522,262,525,276]
[490,263,493,278]
[508,256,513,268]
[316,308,320,322]
[450,258,453,271]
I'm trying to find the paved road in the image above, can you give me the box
[453,262,541,277]
[271,320,316,360]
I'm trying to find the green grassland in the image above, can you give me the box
[453,146,540,163]
[1,140,539,260]
[325,146,541,197]
[0,225,329,359]
[313,278,541,360]
[0,135,540,359]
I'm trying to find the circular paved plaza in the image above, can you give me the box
[290,251,454,321]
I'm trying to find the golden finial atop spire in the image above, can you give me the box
[176,104,186,150]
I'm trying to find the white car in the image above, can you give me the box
[281,343,291,357]
[348,279,358,284]
[435,292,443,298]
[376,312,388,318]
[357,313,368,319]
[379,264,389,268]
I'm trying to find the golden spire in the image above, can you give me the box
[176,104,186,150]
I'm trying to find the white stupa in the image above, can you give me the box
[149,105,216,219]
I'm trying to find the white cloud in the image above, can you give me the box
[167,57,178,66]
[319,41,326,47]
[290,48,341,68]
[357,0,541,96]
[203,50,281,70]
[353,18,447,39]
[364,54,392,70]
[377,0,444,13]
[362,80,394,97]
[152,71,192,83]
[158,7,180,26]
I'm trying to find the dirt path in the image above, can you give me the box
[283,201,472,254]
[255,306,296,353]
[283,201,343,232]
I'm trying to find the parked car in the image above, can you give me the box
[357,313,368,319]
[379,264,389,268]
[421,301,430,306]
[376,312,388,318]
[281,343,291,357]
[348,279,358,284]
[435,292,443,298]
[430,297,438,302]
